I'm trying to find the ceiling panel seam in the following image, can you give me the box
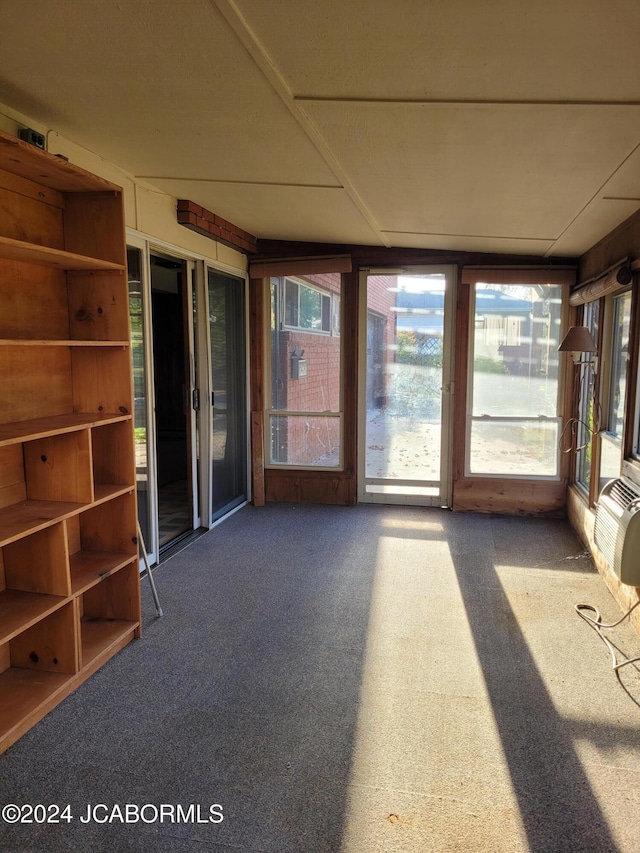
[545,137,640,257]
[133,178,344,189]
[383,231,555,241]
[208,0,390,246]
[294,97,640,107]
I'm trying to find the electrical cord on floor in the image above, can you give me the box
[575,599,640,673]
[527,551,592,570]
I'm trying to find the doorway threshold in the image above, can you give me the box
[159,527,208,564]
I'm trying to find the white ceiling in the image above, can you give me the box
[2,0,640,256]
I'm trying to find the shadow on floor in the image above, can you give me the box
[450,538,620,852]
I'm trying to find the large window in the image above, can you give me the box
[635,305,640,458]
[607,290,632,440]
[467,282,563,477]
[268,275,342,467]
[599,290,632,491]
[575,300,600,492]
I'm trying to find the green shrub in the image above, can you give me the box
[473,355,509,374]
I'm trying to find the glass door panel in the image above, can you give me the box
[127,246,153,554]
[208,270,247,521]
[360,267,454,506]
[151,253,194,549]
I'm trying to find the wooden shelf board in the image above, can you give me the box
[81,618,139,669]
[0,412,131,447]
[0,667,73,754]
[93,484,135,505]
[0,486,135,548]
[0,235,125,271]
[0,499,87,548]
[70,552,137,596]
[0,129,122,194]
[0,589,68,646]
[0,339,129,347]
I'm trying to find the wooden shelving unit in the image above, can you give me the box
[0,234,126,271]
[0,129,141,753]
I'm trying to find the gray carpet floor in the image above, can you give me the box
[1,503,640,852]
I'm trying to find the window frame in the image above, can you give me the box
[465,281,564,481]
[574,299,601,497]
[281,276,338,336]
[604,289,632,441]
[593,288,633,493]
[620,276,640,480]
[265,274,344,470]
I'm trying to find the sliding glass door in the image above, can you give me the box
[208,269,248,521]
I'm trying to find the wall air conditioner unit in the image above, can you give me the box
[594,477,640,586]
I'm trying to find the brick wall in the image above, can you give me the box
[366,274,397,352]
[272,272,342,465]
[177,199,257,254]
[271,272,399,464]
[364,275,397,409]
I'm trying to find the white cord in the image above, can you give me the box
[575,599,640,672]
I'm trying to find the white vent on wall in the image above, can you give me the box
[594,477,640,586]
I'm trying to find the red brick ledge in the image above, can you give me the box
[177,199,257,254]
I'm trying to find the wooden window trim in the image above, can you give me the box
[623,276,640,465]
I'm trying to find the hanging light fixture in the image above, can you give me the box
[558,326,598,367]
